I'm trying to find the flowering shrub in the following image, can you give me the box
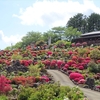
[11,76,35,86]
[82,42,87,46]
[78,65,84,70]
[41,75,50,82]
[76,43,82,47]
[0,75,12,94]
[69,72,84,80]
[57,60,64,69]
[47,51,53,56]
[78,79,86,84]
[71,43,76,47]
[50,60,57,68]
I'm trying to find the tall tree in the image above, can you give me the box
[88,13,100,32]
[67,13,84,32]
[67,12,100,33]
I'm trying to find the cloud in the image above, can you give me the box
[0,30,23,46]
[13,0,100,28]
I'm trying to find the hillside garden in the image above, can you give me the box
[0,40,100,100]
[2,12,100,99]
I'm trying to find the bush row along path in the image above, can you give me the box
[47,70,100,100]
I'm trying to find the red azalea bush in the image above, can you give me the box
[71,64,77,68]
[50,60,57,68]
[20,60,33,67]
[11,76,35,86]
[72,56,78,61]
[44,59,51,68]
[68,51,73,55]
[0,75,12,94]
[47,51,53,56]
[67,60,76,66]
[78,57,84,63]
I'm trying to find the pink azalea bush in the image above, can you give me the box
[78,79,86,84]
[41,75,50,82]
[69,72,84,81]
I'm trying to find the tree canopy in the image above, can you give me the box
[67,13,100,33]
[5,12,100,50]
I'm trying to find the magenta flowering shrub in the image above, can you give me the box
[78,65,84,70]
[57,60,64,69]
[50,60,57,68]
[82,42,87,46]
[74,78,81,82]
[68,51,73,55]
[64,64,69,68]
[69,72,84,80]
[43,59,51,68]
[67,60,76,66]
[41,75,50,82]
[47,51,53,56]
[71,64,77,68]
[76,42,82,47]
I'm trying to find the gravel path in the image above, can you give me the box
[47,70,100,100]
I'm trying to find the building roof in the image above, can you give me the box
[81,31,100,37]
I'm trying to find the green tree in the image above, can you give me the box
[21,31,42,47]
[5,46,12,50]
[67,13,85,32]
[12,41,22,49]
[88,13,100,32]
[52,26,65,40]
[43,30,59,44]
[64,26,81,41]
[67,12,100,33]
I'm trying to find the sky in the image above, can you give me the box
[0,0,100,50]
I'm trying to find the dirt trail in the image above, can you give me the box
[47,70,100,100]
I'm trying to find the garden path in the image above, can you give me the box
[47,70,100,100]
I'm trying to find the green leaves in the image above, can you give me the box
[18,83,85,100]
[67,13,100,33]
[64,26,81,41]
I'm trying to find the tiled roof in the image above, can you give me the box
[81,31,100,37]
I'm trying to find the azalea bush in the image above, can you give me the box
[11,76,35,86]
[0,75,12,94]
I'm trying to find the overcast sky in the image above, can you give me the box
[0,0,100,49]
